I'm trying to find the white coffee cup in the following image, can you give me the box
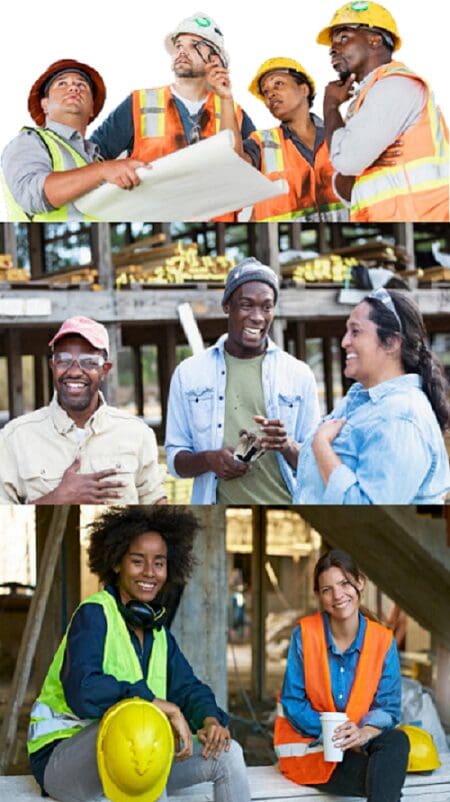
[320,712,348,762]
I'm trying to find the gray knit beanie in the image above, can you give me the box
[222,258,279,305]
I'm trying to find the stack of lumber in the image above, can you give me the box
[0,254,28,282]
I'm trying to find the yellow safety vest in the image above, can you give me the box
[3,127,98,222]
[27,590,168,754]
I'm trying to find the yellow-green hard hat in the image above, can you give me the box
[397,725,441,772]
[97,698,174,802]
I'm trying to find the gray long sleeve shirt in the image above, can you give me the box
[330,72,426,176]
[1,119,100,216]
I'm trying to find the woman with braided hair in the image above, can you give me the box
[294,288,449,503]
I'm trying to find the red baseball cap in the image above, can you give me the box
[49,316,109,353]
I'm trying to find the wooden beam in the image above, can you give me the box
[0,506,70,775]
[103,322,121,407]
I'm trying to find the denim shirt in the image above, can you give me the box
[295,374,450,504]
[164,334,320,504]
[281,611,401,739]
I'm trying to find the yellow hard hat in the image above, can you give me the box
[397,726,441,772]
[316,2,402,51]
[97,698,174,802]
[248,57,316,103]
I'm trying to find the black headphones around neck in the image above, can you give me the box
[118,600,166,630]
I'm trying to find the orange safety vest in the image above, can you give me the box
[274,613,393,785]
[131,85,244,161]
[349,61,449,222]
[248,127,346,222]
[131,85,243,221]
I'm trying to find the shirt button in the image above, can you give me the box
[340,667,345,673]
[219,395,224,401]
[218,423,222,428]
[338,694,343,699]
[221,370,225,375]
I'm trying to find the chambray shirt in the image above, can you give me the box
[1,119,100,217]
[282,611,401,739]
[91,91,255,159]
[294,374,450,504]
[164,334,320,504]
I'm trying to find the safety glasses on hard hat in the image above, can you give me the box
[193,39,228,68]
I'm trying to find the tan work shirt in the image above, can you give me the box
[0,394,166,504]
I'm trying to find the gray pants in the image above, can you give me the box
[43,723,251,802]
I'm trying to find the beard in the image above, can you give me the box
[173,62,205,79]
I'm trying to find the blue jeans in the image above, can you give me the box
[308,729,410,802]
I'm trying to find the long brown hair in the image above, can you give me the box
[314,549,379,622]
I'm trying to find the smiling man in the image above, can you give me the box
[243,57,348,221]
[90,13,254,167]
[1,59,146,221]
[165,258,320,504]
[0,316,166,505]
[319,1,449,221]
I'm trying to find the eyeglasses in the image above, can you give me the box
[52,353,106,370]
[367,288,403,333]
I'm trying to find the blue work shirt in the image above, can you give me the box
[91,92,255,159]
[294,374,450,504]
[164,334,320,504]
[30,585,226,790]
[282,611,401,739]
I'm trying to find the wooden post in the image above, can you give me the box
[157,324,177,439]
[34,507,81,691]
[6,329,23,420]
[215,223,226,255]
[251,506,266,702]
[93,224,114,290]
[0,506,70,775]
[132,345,144,417]
[103,322,121,407]
[33,354,45,409]
[294,321,307,361]
[28,225,45,278]
[289,223,302,250]
[2,224,18,267]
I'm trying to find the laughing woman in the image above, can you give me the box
[274,549,410,802]
[27,506,250,802]
[294,288,450,503]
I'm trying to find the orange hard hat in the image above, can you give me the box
[28,59,106,127]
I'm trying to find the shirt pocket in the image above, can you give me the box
[187,387,214,434]
[277,393,302,437]
[89,452,140,503]
[16,453,65,500]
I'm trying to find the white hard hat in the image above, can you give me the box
[165,12,229,63]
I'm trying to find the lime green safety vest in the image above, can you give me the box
[27,590,168,754]
[2,127,98,222]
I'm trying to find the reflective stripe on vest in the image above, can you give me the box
[253,128,285,173]
[136,89,225,140]
[273,613,392,785]
[349,62,449,221]
[3,127,97,222]
[260,203,348,223]
[137,88,167,138]
[28,590,167,754]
